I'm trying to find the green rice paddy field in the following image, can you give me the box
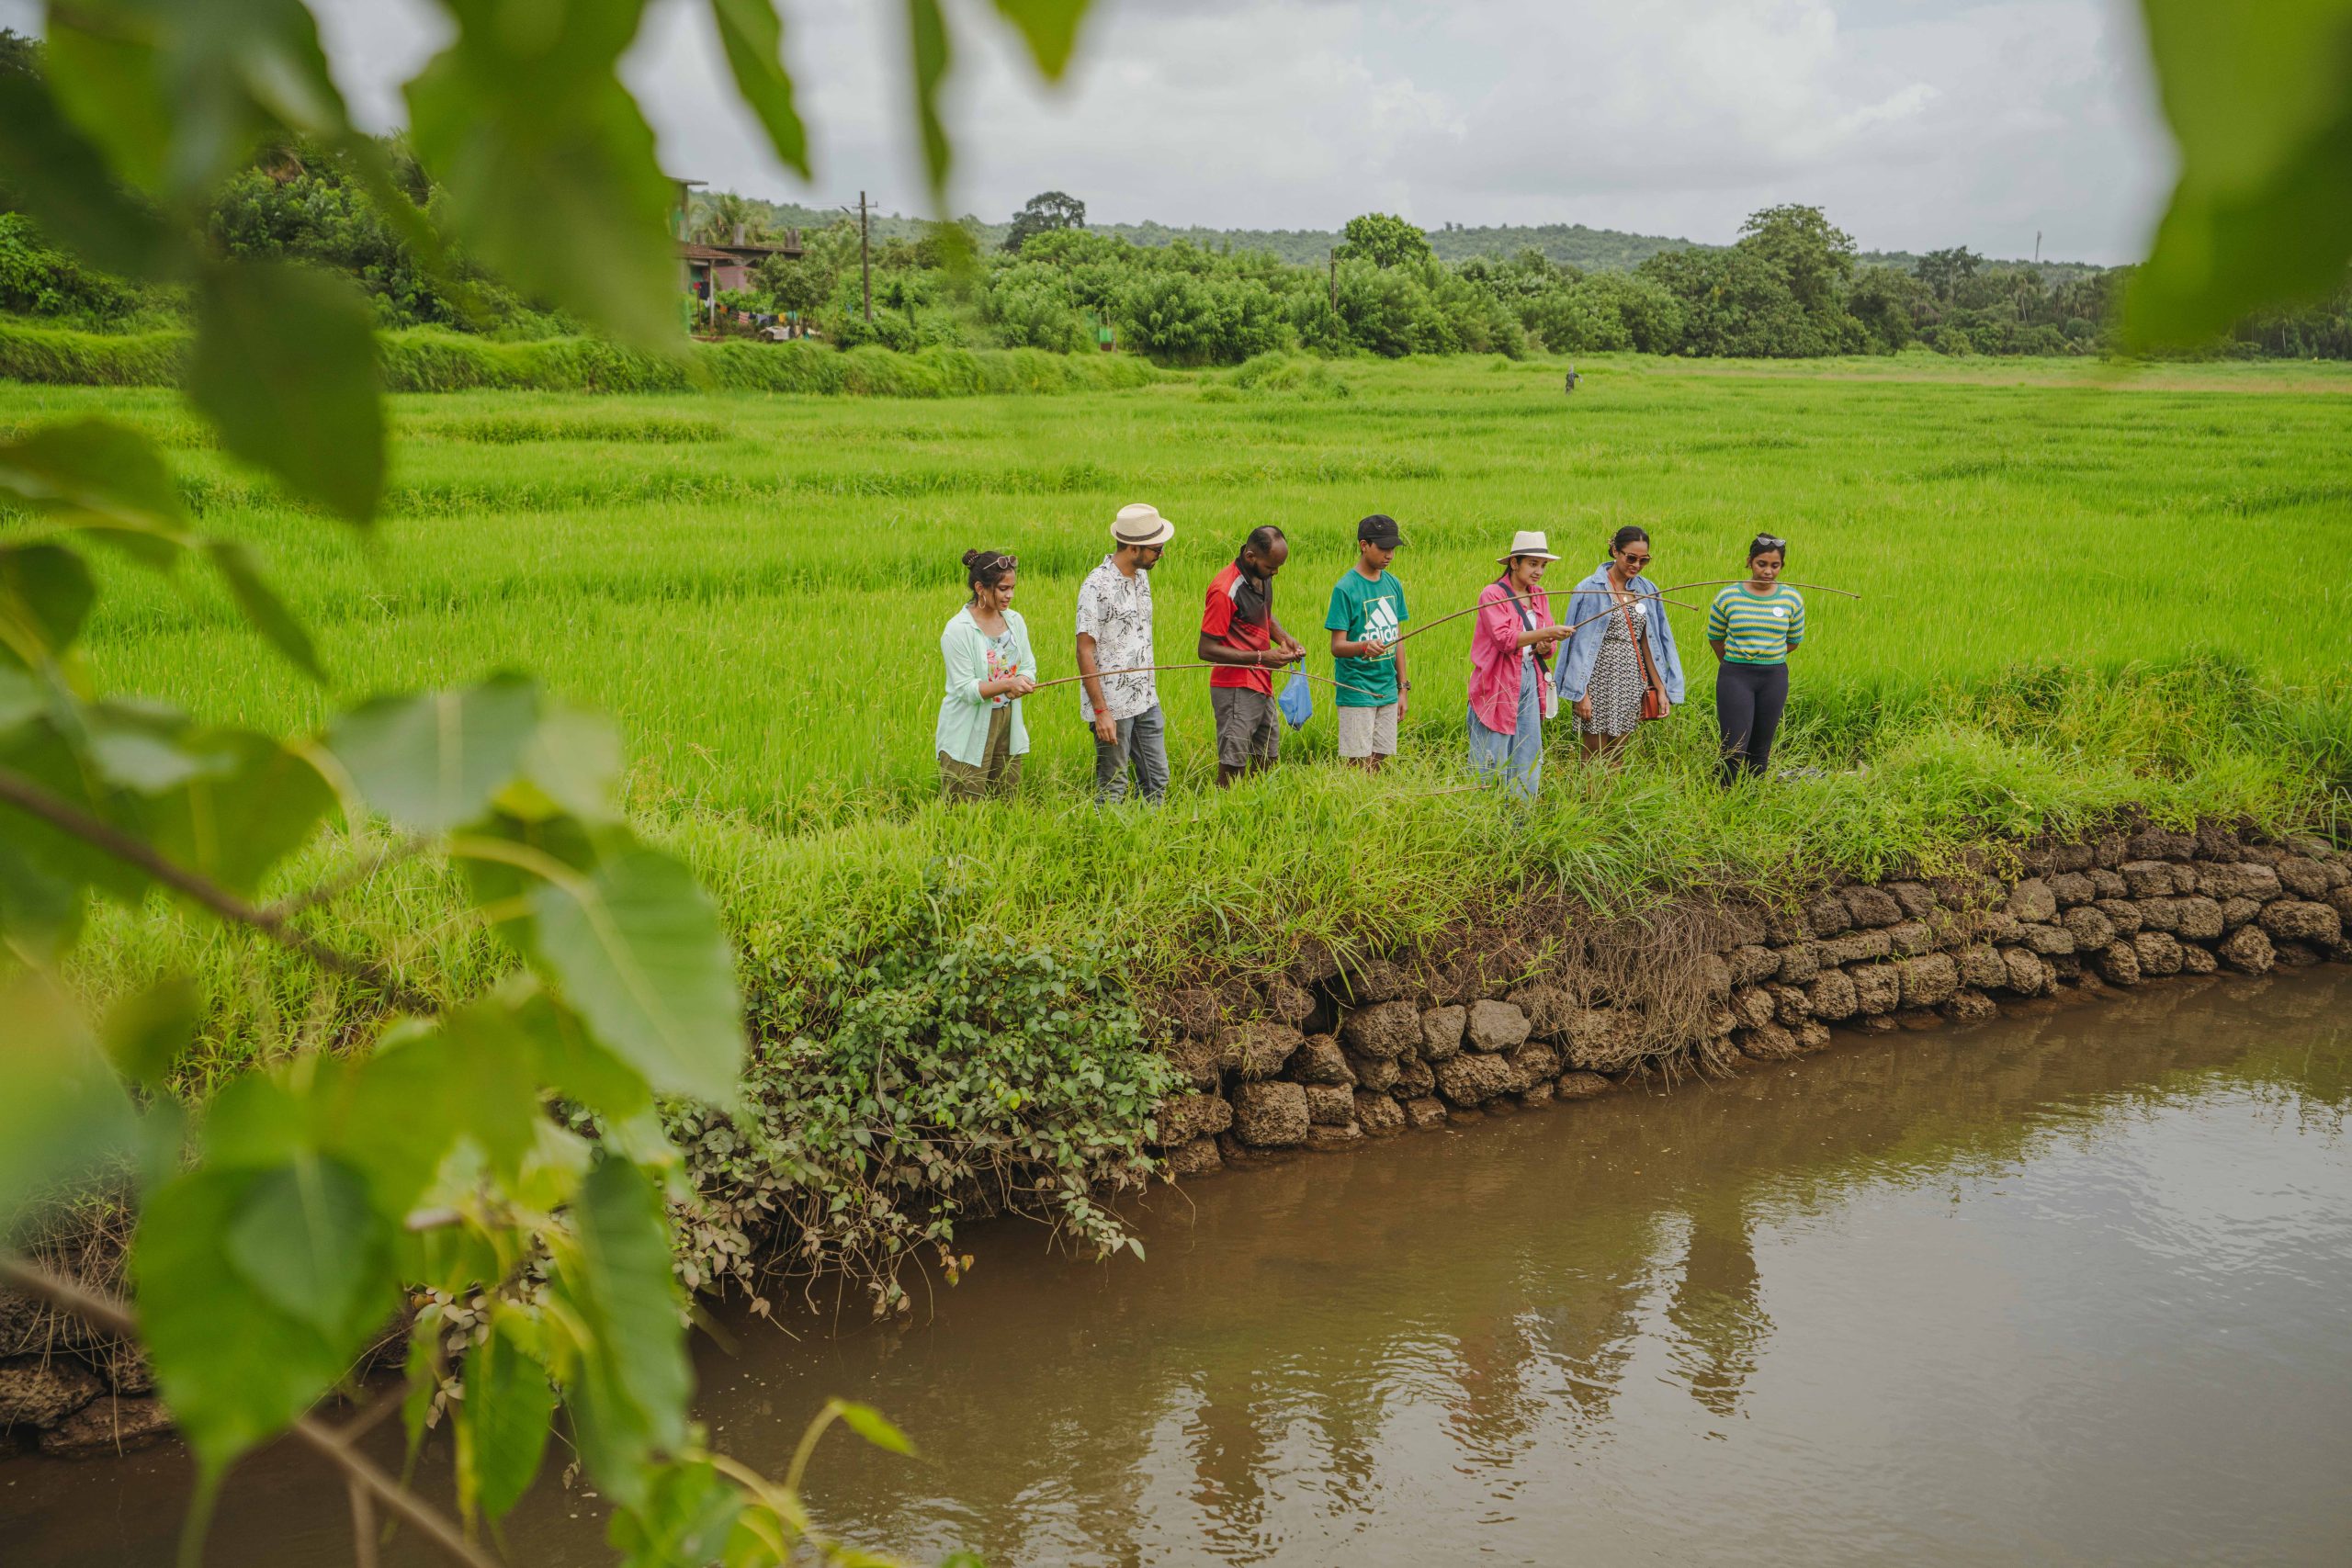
[15,352,2352,1042]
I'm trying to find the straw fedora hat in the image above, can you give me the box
[1113,502,1176,547]
[1497,528,1559,563]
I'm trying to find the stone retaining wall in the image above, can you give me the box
[1148,823,2352,1174]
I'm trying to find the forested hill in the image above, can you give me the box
[734,199,1701,270]
[735,197,2099,274]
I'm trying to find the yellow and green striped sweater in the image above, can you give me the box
[1707,583,1805,664]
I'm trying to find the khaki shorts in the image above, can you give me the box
[1336,703,1399,758]
[1211,685,1281,767]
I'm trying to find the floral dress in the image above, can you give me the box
[1579,596,1649,737]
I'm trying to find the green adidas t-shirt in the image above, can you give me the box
[1325,568,1408,708]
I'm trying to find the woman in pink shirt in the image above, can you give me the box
[1468,530,1573,798]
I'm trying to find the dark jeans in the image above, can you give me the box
[1094,703,1170,804]
[1716,661,1788,784]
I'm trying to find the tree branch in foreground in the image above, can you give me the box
[0,765,439,1016]
[0,1252,497,1568]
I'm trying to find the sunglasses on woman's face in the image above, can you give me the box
[1621,553,1650,565]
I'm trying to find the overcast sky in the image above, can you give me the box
[5,0,2180,263]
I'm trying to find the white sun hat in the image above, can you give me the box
[1112,502,1176,547]
[1497,529,1560,563]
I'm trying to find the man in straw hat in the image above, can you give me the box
[1075,502,1176,803]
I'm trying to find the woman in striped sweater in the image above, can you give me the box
[1706,534,1805,785]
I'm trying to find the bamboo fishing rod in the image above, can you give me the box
[1024,660,1391,703]
[1385,575,1859,649]
[1383,588,1713,649]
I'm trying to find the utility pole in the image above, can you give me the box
[1328,247,1337,315]
[859,190,873,323]
[2034,231,2041,265]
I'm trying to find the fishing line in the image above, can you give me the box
[1654,578,1862,600]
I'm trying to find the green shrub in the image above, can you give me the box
[0,322,1159,399]
[675,886,1179,1313]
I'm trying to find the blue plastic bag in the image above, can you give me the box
[1276,669,1313,729]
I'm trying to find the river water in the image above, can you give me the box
[8,968,2351,1566]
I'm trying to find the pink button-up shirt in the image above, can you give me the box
[1467,580,1557,735]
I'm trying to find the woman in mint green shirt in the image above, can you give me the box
[1706,534,1805,785]
[936,548,1037,800]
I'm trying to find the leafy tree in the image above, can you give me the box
[1736,204,1863,351]
[1848,265,1937,350]
[693,189,770,245]
[1337,211,1432,269]
[757,253,830,321]
[1003,188,1086,253]
[1738,205,1854,313]
[1916,245,1983,303]
[1639,246,1827,357]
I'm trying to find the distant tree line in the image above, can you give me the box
[2,90,2346,366]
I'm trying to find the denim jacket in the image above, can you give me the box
[1555,565,1686,705]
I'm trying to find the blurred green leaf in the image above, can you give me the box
[0,417,189,545]
[526,841,744,1105]
[405,0,680,349]
[2127,0,2352,346]
[607,1458,743,1568]
[0,972,137,1236]
[203,539,322,682]
[342,1003,542,1213]
[832,1398,916,1457]
[82,702,210,795]
[401,1305,445,1459]
[40,6,173,197]
[990,0,1091,79]
[189,260,384,524]
[225,1154,391,1341]
[137,1165,374,1472]
[0,63,174,276]
[101,974,202,1088]
[556,1156,690,1509]
[0,837,85,960]
[0,540,96,665]
[514,705,626,824]
[456,1314,556,1529]
[326,675,542,833]
[144,728,334,897]
[49,0,355,200]
[907,0,953,204]
[0,717,150,904]
[709,0,810,178]
[512,983,654,1122]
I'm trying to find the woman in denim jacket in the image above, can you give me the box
[1555,525,1686,764]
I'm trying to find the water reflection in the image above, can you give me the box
[6,971,2348,1567]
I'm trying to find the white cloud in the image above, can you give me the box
[0,0,2179,262]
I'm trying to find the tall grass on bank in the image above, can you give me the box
[0,320,1159,396]
[14,355,2349,1080]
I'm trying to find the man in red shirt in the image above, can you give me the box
[1198,525,1306,786]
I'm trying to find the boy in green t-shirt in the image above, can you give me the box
[1325,513,1410,772]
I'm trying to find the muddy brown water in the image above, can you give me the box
[8,967,2351,1566]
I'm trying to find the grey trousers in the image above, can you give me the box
[1094,703,1170,804]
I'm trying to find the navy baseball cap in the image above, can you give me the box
[1357,513,1405,547]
